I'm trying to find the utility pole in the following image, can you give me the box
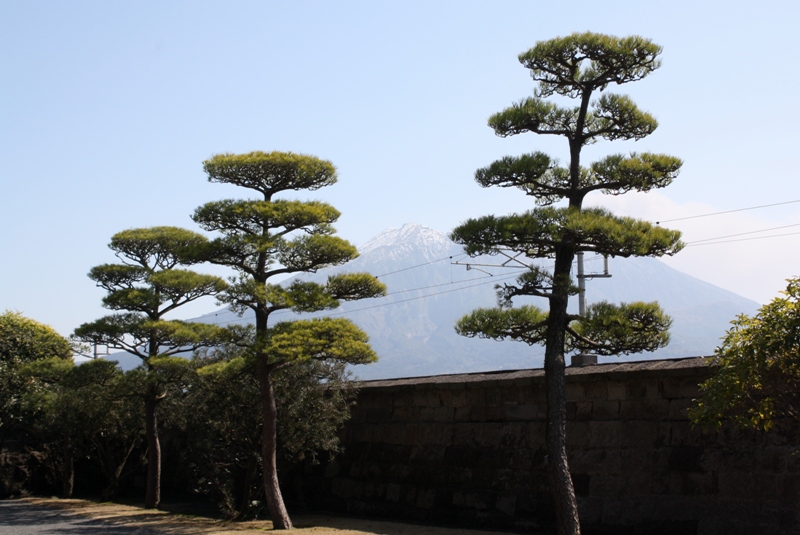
[571,252,612,366]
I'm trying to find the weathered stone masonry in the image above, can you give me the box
[295,358,800,535]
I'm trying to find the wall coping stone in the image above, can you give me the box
[357,356,712,391]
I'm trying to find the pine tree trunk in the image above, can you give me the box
[258,359,292,529]
[144,393,161,509]
[61,440,74,498]
[544,248,581,535]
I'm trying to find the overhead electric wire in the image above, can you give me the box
[684,231,800,247]
[684,223,800,245]
[198,271,522,327]
[655,199,800,224]
[374,253,469,278]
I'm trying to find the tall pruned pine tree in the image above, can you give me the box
[451,33,683,535]
[192,151,386,530]
[73,226,233,509]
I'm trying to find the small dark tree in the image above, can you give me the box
[691,277,800,431]
[451,33,682,535]
[192,151,386,529]
[0,311,72,448]
[20,357,143,500]
[73,226,233,508]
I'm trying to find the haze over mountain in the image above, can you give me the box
[183,223,759,380]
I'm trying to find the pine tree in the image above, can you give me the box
[192,151,386,529]
[73,226,233,508]
[451,33,683,535]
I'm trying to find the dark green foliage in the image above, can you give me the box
[691,278,800,431]
[182,347,355,519]
[0,312,72,449]
[19,358,144,499]
[517,32,662,97]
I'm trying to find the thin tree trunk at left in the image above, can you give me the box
[144,393,161,509]
[61,439,74,498]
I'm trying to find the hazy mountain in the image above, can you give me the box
[184,223,759,380]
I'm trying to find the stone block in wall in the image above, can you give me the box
[389,389,411,407]
[606,381,627,400]
[588,420,625,448]
[565,421,590,448]
[391,406,416,422]
[754,445,789,472]
[419,406,454,422]
[778,473,800,503]
[667,397,693,420]
[469,404,505,422]
[466,386,485,407]
[668,420,695,446]
[439,387,468,408]
[592,400,620,420]
[582,380,608,400]
[409,444,446,464]
[526,422,548,449]
[589,473,627,498]
[625,378,661,400]
[567,448,606,473]
[567,381,585,400]
[520,382,547,403]
[668,446,704,472]
[662,376,702,399]
[499,422,529,448]
[619,398,670,420]
[485,387,502,407]
[624,421,660,448]
[412,390,429,407]
[503,402,538,421]
[574,401,593,420]
[453,405,471,422]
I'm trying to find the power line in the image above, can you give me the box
[374,253,468,278]
[684,223,800,245]
[201,271,521,327]
[684,231,800,247]
[656,199,800,224]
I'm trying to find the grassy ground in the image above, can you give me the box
[23,497,516,534]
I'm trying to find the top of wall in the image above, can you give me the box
[357,356,711,390]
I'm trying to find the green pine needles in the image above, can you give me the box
[451,32,683,535]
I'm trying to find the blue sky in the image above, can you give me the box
[1,1,798,336]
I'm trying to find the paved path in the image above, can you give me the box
[0,499,161,535]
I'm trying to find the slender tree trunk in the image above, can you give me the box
[544,246,581,535]
[257,359,292,529]
[101,437,138,501]
[144,393,161,509]
[238,452,259,517]
[61,439,74,498]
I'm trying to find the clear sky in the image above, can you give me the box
[2,0,798,337]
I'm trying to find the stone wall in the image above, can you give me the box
[295,358,799,535]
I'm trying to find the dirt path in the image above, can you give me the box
[20,497,515,534]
